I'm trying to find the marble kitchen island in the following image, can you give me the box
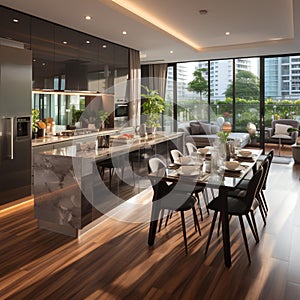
[33,132,183,237]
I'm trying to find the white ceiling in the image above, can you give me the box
[0,0,295,63]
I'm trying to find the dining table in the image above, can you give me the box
[147,148,262,268]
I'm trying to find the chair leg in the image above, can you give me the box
[205,211,218,255]
[256,195,267,226]
[249,211,259,243]
[260,190,269,212]
[246,213,259,243]
[217,211,223,236]
[192,206,201,236]
[164,210,172,228]
[180,211,188,255]
[158,209,165,232]
[194,192,203,221]
[204,188,210,216]
[257,193,267,217]
[238,215,251,264]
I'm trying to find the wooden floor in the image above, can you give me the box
[1,161,300,299]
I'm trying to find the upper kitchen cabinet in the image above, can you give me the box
[78,33,101,92]
[31,18,55,90]
[54,26,84,91]
[0,6,31,49]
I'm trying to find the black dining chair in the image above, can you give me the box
[260,149,274,213]
[205,166,263,264]
[227,157,269,229]
[170,149,209,220]
[148,156,201,255]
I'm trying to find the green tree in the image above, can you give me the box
[187,68,208,100]
[225,70,259,100]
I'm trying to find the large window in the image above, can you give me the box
[176,62,209,123]
[264,55,300,127]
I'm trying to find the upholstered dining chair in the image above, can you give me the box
[148,156,201,255]
[205,167,263,264]
[170,149,209,220]
[186,142,198,156]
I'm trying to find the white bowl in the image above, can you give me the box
[239,150,252,157]
[181,165,198,175]
[225,161,240,170]
[198,148,209,155]
[180,156,193,165]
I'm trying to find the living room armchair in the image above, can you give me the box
[268,119,299,145]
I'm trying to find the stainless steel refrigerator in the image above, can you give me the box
[0,44,32,205]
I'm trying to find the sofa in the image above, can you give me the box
[178,120,250,148]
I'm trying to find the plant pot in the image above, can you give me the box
[37,128,45,137]
[146,127,156,135]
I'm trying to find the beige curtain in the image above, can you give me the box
[128,49,141,127]
[148,63,168,98]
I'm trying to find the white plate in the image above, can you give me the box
[237,154,253,159]
[177,167,200,176]
[174,159,195,166]
[224,165,244,172]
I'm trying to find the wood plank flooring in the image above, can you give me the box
[1,161,300,299]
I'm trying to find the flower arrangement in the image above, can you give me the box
[217,130,230,143]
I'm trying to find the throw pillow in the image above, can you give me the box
[274,123,292,135]
[199,121,212,134]
[211,125,219,134]
[190,122,201,135]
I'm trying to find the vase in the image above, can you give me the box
[37,128,45,137]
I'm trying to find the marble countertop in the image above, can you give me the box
[32,128,119,147]
[38,132,183,161]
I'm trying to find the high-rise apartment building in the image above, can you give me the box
[265,56,300,100]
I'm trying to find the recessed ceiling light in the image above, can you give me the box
[199,9,208,15]
[102,44,107,48]
[13,18,19,23]
[170,50,174,54]
[42,63,46,66]
[63,41,68,44]
[225,32,230,36]
[86,40,90,44]
[122,31,127,35]
[33,59,36,62]
[85,15,92,20]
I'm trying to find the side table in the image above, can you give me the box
[271,134,292,156]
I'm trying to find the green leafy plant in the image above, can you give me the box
[32,109,40,132]
[217,131,230,143]
[98,110,110,123]
[141,85,166,128]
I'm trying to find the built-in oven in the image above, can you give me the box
[114,100,129,127]
[115,102,129,120]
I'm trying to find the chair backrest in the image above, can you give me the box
[170,149,184,163]
[186,142,197,156]
[148,156,167,173]
[263,149,274,190]
[257,157,269,195]
[242,167,264,212]
[148,156,174,201]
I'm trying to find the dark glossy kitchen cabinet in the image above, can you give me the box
[0,6,31,49]
[0,5,130,92]
[31,18,55,89]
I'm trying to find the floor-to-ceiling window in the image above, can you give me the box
[234,57,260,136]
[175,62,209,123]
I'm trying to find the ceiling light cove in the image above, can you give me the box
[111,0,201,51]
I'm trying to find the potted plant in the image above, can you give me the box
[141,85,166,134]
[98,110,110,130]
[32,109,46,138]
